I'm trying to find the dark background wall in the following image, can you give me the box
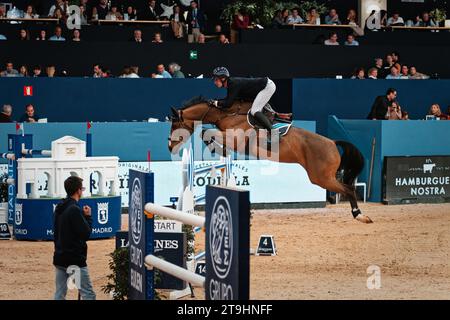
[1,41,449,78]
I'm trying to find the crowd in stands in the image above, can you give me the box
[350,51,431,80]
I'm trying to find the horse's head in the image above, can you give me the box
[167,97,213,153]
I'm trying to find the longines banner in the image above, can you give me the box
[0,160,325,207]
[384,156,450,203]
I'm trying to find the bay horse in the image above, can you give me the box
[168,96,373,223]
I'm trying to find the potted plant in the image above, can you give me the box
[430,8,447,26]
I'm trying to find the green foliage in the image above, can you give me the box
[430,8,447,23]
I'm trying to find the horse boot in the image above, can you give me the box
[254,111,275,147]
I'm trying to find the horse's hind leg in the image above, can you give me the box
[318,176,373,224]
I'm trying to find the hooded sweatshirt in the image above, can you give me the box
[53,198,92,268]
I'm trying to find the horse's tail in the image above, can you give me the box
[335,140,364,187]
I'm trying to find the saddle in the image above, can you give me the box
[247,103,293,137]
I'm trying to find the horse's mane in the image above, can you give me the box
[181,96,208,109]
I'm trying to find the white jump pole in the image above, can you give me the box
[145,255,205,288]
[144,203,205,228]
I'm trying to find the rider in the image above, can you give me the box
[210,67,277,141]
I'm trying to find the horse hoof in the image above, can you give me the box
[355,214,373,224]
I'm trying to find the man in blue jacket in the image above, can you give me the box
[53,176,95,300]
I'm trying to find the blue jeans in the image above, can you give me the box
[54,266,96,300]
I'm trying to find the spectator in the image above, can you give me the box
[383,54,395,75]
[72,29,81,41]
[19,65,29,77]
[170,5,186,39]
[19,29,30,41]
[380,10,388,28]
[345,9,357,25]
[324,32,339,46]
[46,65,56,77]
[233,9,250,29]
[400,65,409,79]
[53,176,96,300]
[351,67,365,79]
[325,9,341,25]
[1,62,19,77]
[19,104,40,123]
[402,111,409,120]
[119,66,139,78]
[306,8,320,24]
[168,62,185,78]
[218,33,230,44]
[374,58,384,76]
[197,33,206,43]
[24,5,39,19]
[344,34,359,46]
[409,66,429,79]
[273,9,289,28]
[368,68,378,79]
[141,0,160,21]
[186,0,205,43]
[386,66,401,79]
[129,66,139,78]
[106,5,123,21]
[387,13,405,26]
[36,30,47,40]
[48,0,67,17]
[152,32,163,43]
[92,0,109,20]
[367,88,397,120]
[415,12,437,27]
[124,6,137,21]
[33,65,45,77]
[93,64,104,78]
[53,8,66,22]
[49,26,66,41]
[427,104,447,120]
[287,8,303,25]
[79,5,89,25]
[0,4,6,19]
[391,52,401,70]
[0,104,13,123]
[386,101,403,120]
[132,29,143,43]
[152,64,172,78]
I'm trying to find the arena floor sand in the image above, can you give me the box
[0,203,449,300]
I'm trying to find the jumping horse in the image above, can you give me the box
[168,96,372,223]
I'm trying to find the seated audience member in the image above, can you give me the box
[306,8,320,24]
[46,65,56,77]
[272,9,289,28]
[427,104,448,120]
[33,65,45,77]
[400,65,409,79]
[391,51,401,70]
[120,66,139,78]
[197,33,206,43]
[170,5,186,38]
[325,9,341,25]
[53,7,66,22]
[233,10,250,29]
[125,6,137,20]
[386,66,401,79]
[387,13,405,26]
[345,9,357,25]
[351,67,365,79]
[79,4,88,25]
[106,5,123,20]
[368,68,378,79]
[72,29,81,41]
[367,88,397,120]
[92,0,109,20]
[129,66,139,78]
[152,32,163,43]
[49,26,66,41]
[218,34,230,44]
[19,65,28,77]
[168,63,185,78]
[152,64,172,78]
[383,54,395,75]
[19,104,40,123]
[93,64,104,78]
[386,101,403,120]
[286,8,303,25]
[409,66,429,79]
[214,25,223,35]
[373,58,384,75]
[36,30,47,40]
[415,12,437,27]
[324,32,339,45]
[0,104,13,123]
[344,34,359,46]
[141,0,160,21]
[132,29,143,43]
[48,0,67,17]
[402,111,409,120]
[24,5,39,19]
[19,29,30,41]
[1,62,19,77]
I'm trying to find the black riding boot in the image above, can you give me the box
[254,111,274,145]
